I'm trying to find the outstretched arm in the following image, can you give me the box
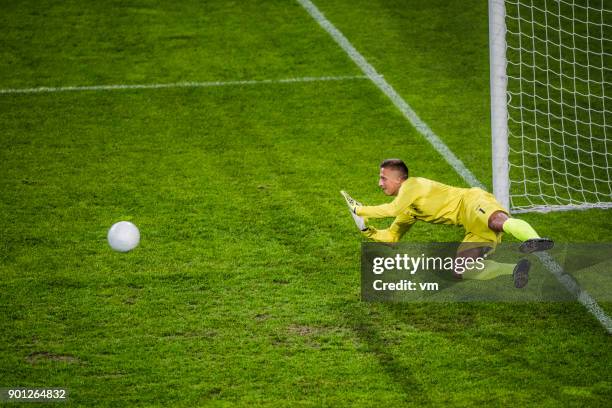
[356,187,411,219]
[356,202,399,219]
[342,188,411,220]
[362,213,416,242]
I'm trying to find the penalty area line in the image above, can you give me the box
[297,0,612,334]
[0,75,368,95]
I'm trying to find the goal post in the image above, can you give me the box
[490,0,511,211]
[489,0,612,213]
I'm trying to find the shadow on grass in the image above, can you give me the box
[342,296,612,404]
[341,302,431,405]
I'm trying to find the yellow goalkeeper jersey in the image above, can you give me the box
[356,177,497,227]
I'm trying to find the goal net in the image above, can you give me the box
[490,0,612,213]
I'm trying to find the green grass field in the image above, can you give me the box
[1,0,611,406]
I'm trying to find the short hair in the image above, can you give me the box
[380,159,409,179]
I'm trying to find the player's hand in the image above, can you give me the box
[341,191,368,232]
[349,209,368,231]
[340,190,362,214]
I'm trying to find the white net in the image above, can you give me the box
[505,0,612,212]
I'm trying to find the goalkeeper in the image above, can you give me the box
[342,159,553,287]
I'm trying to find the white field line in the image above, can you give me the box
[536,252,612,333]
[512,202,612,214]
[0,75,367,95]
[297,0,612,333]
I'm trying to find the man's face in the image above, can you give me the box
[378,167,404,196]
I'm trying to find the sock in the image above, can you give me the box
[462,260,515,280]
[502,218,540,242]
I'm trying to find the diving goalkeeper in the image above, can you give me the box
[342,159,553,287]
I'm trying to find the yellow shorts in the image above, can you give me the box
[457,188,508,254]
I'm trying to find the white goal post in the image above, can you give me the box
[489,0,612,213]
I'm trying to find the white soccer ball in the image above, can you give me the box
[107,221,140,252]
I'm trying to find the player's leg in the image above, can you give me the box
[487,211,554,253]
[454,244,495,279]
[456,234,530,288]
[463,188,553,253]
[459,190,544,287]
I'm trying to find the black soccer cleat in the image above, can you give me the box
[513,258,530,289]
[519,238,554,254]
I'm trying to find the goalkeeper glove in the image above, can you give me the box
[340,191,368,231]
[349,207,367,231]
[340,190,362,214]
